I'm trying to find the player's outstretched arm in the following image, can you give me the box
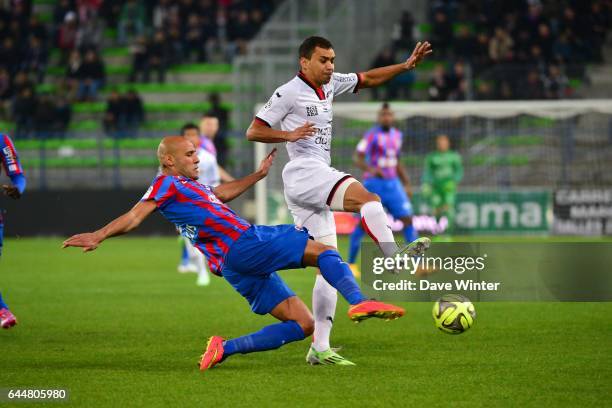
[246,120,316,143]
[213,148,276,203]
[360,41,432,89]
[62,200,157,252]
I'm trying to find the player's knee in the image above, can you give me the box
[297,317,315,337]
[364,192,381,203]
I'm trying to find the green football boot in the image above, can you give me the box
[306,346,356,366]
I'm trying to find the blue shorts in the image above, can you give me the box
[222,224,310,315]
[364,177,413,219]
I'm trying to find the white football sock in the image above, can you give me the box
[312,274,337,352]
[360,201,399,257]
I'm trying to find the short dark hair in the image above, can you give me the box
[299,36,333,59]
[180,122,199,136]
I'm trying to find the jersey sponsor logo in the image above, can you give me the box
[8,164,17,172]
[2,146,15,166]
[334,75,354,83]
[306,105,319,117]
[326,90,332,98]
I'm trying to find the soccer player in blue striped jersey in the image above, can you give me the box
[64,136,406,371]
[348,103,418,274]
[0,134,26,329]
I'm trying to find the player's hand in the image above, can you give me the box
[404,41,433,70]
[2,184,21,199]
[257,148,277,177]
[62,233,102,252]
[287,122,316,142]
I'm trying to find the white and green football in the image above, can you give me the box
[432,294,476,334]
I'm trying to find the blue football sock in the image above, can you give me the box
[348,223,366,264]
[180,242,189,265]
[0,292,8,310]
[223,320,305,357]
[403,223,418,243]
[318,250,367,305]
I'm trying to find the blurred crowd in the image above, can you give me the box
[370,0,610,101]
[0,0,276,139]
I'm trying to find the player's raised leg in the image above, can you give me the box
[331,178,430,258]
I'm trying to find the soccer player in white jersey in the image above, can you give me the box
[246,36,433,365]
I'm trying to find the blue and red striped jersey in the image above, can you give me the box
[0,134,24,177]
[356,126,403,179]
[142,175,251,275]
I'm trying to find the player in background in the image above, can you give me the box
[246,36,432,365]
[63,136,406,371]
[0,134,26,329]
[422,134,463,234]
[177,119,234,281]
[347,103,417,276]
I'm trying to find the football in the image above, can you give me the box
[432,294,476,334]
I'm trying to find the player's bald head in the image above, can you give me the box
[157,136,189,164]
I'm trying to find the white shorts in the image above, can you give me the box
[282,158,352,238]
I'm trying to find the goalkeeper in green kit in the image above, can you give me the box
[422,134,463,233]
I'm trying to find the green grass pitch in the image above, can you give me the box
[1,237,610,407]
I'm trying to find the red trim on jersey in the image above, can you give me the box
[326,175,353,206]
[353,72,363,93]
[298,71,325,100]
[254,116,271,128]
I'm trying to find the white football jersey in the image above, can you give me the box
[197,147,220,186]
[255,71,361,165]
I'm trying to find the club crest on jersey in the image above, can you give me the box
[180,224,197,240]
[306,105,318,117]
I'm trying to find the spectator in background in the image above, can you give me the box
[453,25,475,62]
[12,71,34,97]
[184,14,205,62]
[22,36,48,84]
[206,93,229,166]
[76,49,105,101]
[147,30,169,83]
[226,10,253,60]
[489,27,514,63]
[64,50,81,100]
[76,11,103,52]
[475,81,494,100]
[392,11,414,51]
[369,48,396,101]
[118,0,145,45]
[123,89,145,137]
[34,92,56,140]
[13,87,36,139]
[543,64,569,99]
[535,23,553,62]
[128,36,148,83]
[54,94,72,139]
[103,89,124,138]
[431,11,453,57]
[521,70,545,100]
[99,0,123,29]
[152,0,178,30]
[57,11,78,65]
[428,64,448,101]
[0,38,20,75]
[446,61,466,101]
[0,68,12,118]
